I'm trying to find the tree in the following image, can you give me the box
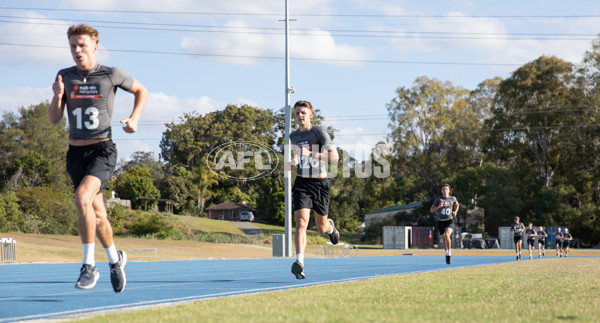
[255,176,285,225]
[0,102,70,191]
[114,166,160,210]
[194,166,218,216]
[387,76,487,200]
[159,173,195,214]
[486,55,580,187]
[7,152,52,189]
[117,151,165,187]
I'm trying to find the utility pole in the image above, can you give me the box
[283,0,294,257]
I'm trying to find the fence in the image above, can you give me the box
[128,248,158,261]
[316,242,358,257]
[1,238,17,264]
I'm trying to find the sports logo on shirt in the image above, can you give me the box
[71,84,101,99]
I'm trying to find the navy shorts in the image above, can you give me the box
[292,176,330,216]
[66,140,117,193]
[437,219,453,235]
[538,239,546,246]
[562,241,570,248]
[527,239,535,247]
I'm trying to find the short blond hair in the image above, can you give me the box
[67,24,99,44]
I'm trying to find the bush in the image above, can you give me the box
[0,191,21,232]
[15,187,78,234]
[106,202,126,230]
[126,212,180,239]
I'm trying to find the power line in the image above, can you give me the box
[0,16,597,41]
[0,41,522,66]
[2,6,600,19]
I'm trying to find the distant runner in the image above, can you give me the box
[510,217,525,260]
[430,184,459,265]
[537,226,547,257]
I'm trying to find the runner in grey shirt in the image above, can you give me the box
[430,184,459,265]
[288,100,339,279]
[289,125,333,177]
[48,24,147,294]
[56,64,134,140]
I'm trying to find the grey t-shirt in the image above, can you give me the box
[289,125,333,177]
[432,196,458,221]
[56,64,134,140]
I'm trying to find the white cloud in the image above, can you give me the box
[181,20,372,66]
[0,10,111,67]
[0,87,52,114]
[0,11,72,66]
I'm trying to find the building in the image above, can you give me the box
[206,202,256,221]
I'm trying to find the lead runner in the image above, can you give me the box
[48,24,148,293]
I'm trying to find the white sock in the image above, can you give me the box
[105,244,119,264]
[296,254,304,265]
[445,249,451,256]
[83,243,95,266]
[326,221,334,234]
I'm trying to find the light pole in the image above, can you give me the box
[283,0,294,257]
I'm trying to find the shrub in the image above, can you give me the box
[15,187,78,234]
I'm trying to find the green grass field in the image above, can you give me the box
[79,256,600,323]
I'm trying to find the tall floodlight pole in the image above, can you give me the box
[283,0,294,257]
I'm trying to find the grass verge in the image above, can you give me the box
[79,257,600,322]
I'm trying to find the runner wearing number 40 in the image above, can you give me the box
[287,100,340,279]
[430,184,459,265]
[49,24,147,293]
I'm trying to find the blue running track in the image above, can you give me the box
[0,255,517,322]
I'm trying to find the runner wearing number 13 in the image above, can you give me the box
[48,24,147,293]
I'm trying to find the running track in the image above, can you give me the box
[0,255,518,322]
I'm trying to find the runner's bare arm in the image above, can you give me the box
[120,79,148,133]
[48,75,66,124]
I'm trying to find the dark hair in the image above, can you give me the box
[441,183,452,194]
[293,100,315,122]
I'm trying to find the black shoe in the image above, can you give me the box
[75,264,99,289]
[518,254,521,260]
[516,255,519,260]
[446,255,452,265]
[109,250,127,293]
[327,219,340,245]
[291,261,305,279]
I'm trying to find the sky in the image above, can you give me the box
[1,0,599,163]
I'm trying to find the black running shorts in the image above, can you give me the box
[513,235,522,244]
[292,176,330,216]
[437,219,453,235]
[538,239,545,246]
[562,240,570,248]
[66,140,117,193]
[527,238,535,247]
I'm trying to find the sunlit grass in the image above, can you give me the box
[81,257,600,323]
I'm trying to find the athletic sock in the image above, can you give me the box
[296,254,304,265]
[326,225,334,235]
[445,249,451,256]
[105,244,119,264]
[83,243,95,266]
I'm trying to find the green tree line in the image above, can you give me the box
[1,39,600,246]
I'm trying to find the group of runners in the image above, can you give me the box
[50,24,342,288]
[510,217,573,260]
[50,23,577,292]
